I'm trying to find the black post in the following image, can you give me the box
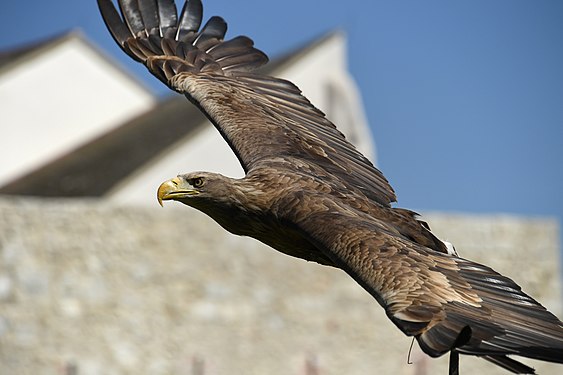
[449,351,459,375]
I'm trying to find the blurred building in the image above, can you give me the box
[0,32,157,190]
[0,31,373,204]
[0,32,560,375]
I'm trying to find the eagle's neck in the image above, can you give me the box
[190,177,273,237]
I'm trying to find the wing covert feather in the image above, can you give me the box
[174,72,396,206]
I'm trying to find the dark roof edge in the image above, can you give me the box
[0,96,204,197]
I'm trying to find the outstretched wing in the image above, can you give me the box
[97,0,396,207]
[288,200,563,373]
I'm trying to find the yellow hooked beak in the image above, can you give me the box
[157,176,199,206]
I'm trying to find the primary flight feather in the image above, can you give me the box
[98,1,563,373]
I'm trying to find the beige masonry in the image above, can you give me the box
[0,198,560,375]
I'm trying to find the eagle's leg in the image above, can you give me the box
[449,350,460,375]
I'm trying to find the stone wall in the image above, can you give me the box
[0,198,560,375]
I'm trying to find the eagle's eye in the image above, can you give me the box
[192,177,204,188]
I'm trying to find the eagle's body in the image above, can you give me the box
[98,1,563,373]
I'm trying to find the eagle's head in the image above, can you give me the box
[157,172,228,207]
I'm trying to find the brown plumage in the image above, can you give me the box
[98,1,563,373]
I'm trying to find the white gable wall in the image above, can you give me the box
[0,34,157,186]
[276,32,375,162]
[108,33,376,205]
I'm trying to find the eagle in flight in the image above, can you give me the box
[97,1,563,373]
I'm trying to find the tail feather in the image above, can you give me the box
[482,355,536,374]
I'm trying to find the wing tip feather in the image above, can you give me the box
[98,0,269,80]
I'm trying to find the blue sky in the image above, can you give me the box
[1,1,562,230]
